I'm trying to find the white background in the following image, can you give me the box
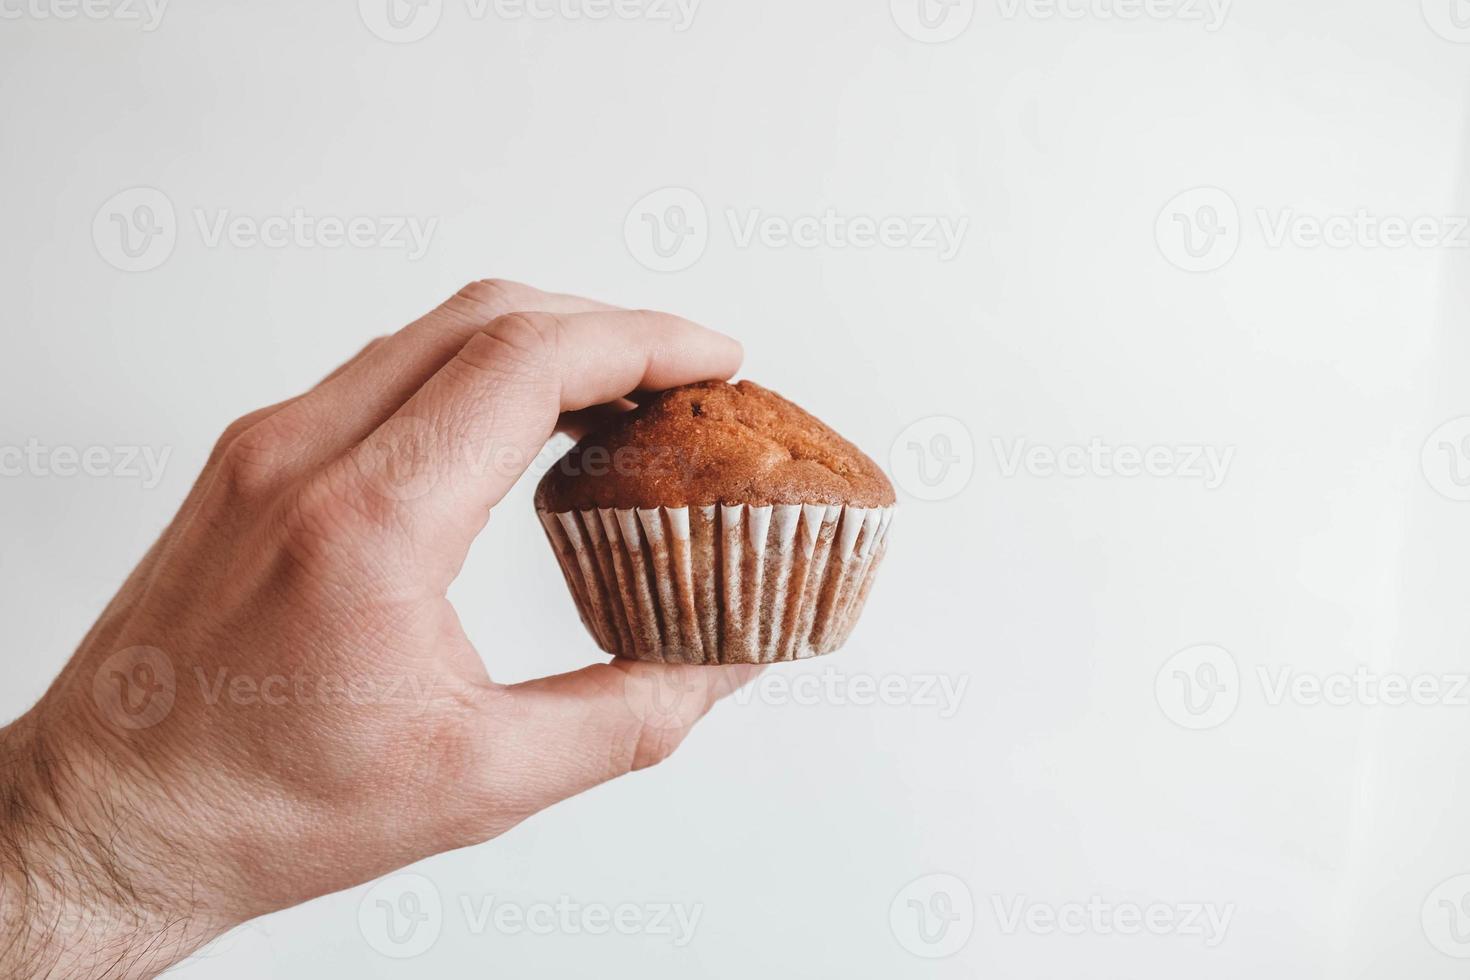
[3,0,1470,976]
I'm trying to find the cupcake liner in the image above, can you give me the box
[538,503,894,664]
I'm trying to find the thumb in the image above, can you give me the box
[487,660,764,808]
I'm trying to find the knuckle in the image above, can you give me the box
[209,410,269,464]
[460,312,562,379]
[455,278,537,318]
[625,721,689,772]
[211,416,291,499]
[484,311,560,358]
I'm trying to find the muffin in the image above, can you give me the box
[535,380,894,664]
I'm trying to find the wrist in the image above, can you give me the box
[0,711,231,979]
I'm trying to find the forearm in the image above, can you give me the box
[0,715,220,980]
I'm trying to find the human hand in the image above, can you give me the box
[0,280,759,980]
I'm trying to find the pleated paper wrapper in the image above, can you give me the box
[537,503,893,664]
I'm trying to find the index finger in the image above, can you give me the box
[337,309,742,559]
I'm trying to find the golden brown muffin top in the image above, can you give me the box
[534,380,896,511]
